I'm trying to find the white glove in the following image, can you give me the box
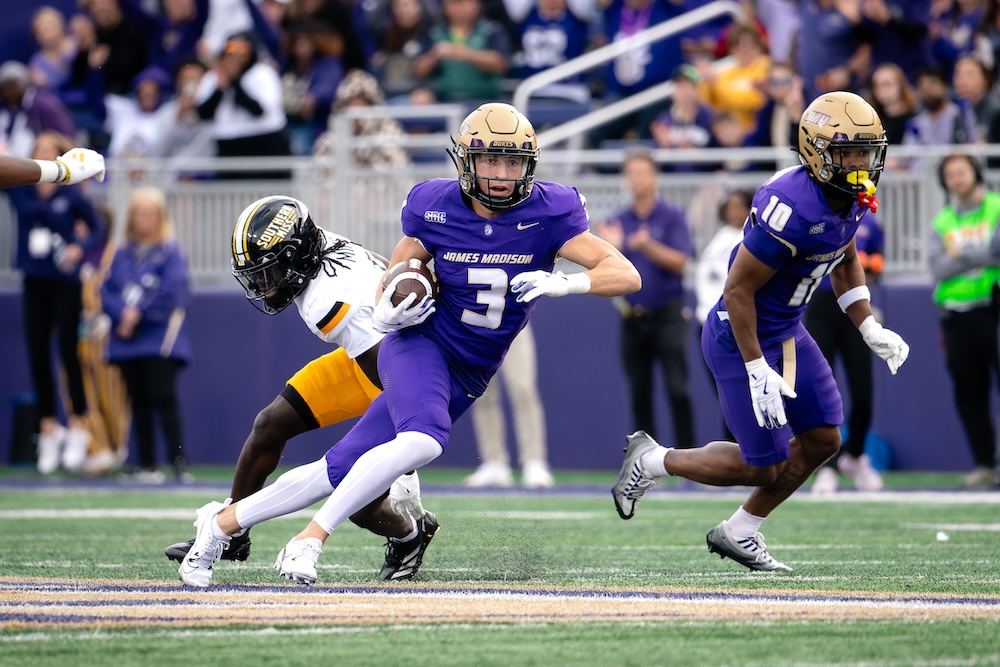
[372,290,435,333]
[55,148,106,184]
[510,270,591,303]
[859,315,909,375]
[745,357,797,430]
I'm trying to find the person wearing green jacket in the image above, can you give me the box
[930,153,1000,488]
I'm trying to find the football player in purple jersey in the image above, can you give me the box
[178,102,640,587]
[613,91,910,572]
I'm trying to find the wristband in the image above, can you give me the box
[837,285,871,313]
[34,159,63,184]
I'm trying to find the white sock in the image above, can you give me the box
[392,523,418,543]
[311,431,443,534]
[234,459,334,529]
[726,506,766,538]
[640,446,671,477]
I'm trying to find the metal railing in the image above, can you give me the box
[0,143,990,286]
[512,0,743,147]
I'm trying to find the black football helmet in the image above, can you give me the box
[231,195,324,314]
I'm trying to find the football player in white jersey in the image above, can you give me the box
[170,196,437,586]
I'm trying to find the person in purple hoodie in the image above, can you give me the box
[101,187,193,484]
[7,132,104,477]
[613,92,910,573]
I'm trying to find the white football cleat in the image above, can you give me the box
[611,431,660,520]
[178,499,232,588]
[706,520,792,572]
[275,537,324,586]
[36,425,66,475]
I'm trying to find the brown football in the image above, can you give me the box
[383,259,438,307]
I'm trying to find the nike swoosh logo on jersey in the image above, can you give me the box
[517,221,540,230]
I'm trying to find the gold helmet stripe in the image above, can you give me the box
[232,195,282,267]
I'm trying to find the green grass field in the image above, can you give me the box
[1,468,999,667]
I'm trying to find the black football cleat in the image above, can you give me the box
[166,530,252,562]
[378,511,439,581]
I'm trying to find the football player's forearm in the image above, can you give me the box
[0,156,43,188]
[724,287,763,362]
[584,256,641,296]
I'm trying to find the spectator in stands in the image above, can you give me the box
[369,0,438,101]
[595,151,695,449]
[281,22,343,156]
[7,131,104,476]
[696,22,770,133]
[952,55,998,141]
[467,324,554,489]
[807,212,886,495]
[748,60,802,157]
[194,32,292,179]
[102,187,193,485]
[903,66,978,163]
[867,62,919,145]
[63,14,109,150]
[281,0,368,72]
[930,0,985,75]
[139,0,210,78]
[0,61,75,158]
[314,69,408,169]
[650,64,714,170]
[705,110,756,173]
[756,0,799,64]
[29,7,77,91]
[928,153,1000,488]
[80,0,154,97]
[679,0,739,61]
[105,66,173,160]
[505,0,593,104]
[411,0,512,103]
[152,57,214,167]
[199,0,255,60]
[588,0,685,147]
[858,0,934,85]
[796,0,868,102]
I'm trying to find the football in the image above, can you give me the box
[383,259,439,307]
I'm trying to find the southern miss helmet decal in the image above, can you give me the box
[797,91,888,200]
[449,102,539,211]
[231,196,323,314]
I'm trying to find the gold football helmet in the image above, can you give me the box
[449,102,539,210]
[797,91,888,199]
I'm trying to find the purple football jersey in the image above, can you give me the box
[709,166,869,346]
[401,178,590,393]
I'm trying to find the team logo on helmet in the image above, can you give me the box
[231,196,324,314]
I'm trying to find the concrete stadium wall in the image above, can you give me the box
[0,282,980,472]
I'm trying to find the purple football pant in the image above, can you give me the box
[323,330,476,486]
[702,319,843,467]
